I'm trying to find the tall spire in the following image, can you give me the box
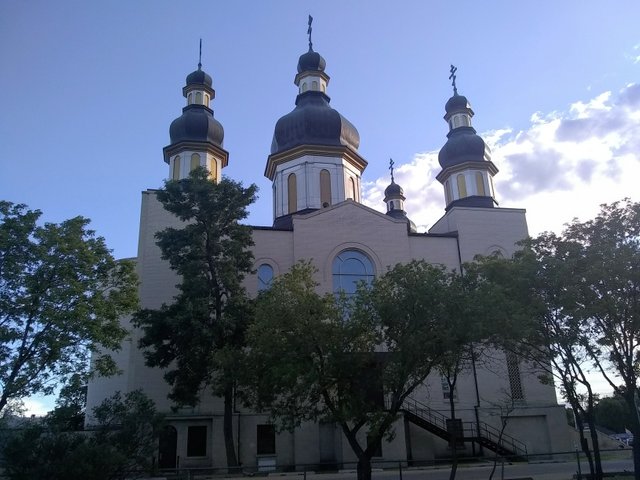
[198,38,202,70]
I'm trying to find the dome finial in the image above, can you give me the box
[307,15,314,51]
[198,38,202,70]
[449,64,458,96]
[389,158,395,183]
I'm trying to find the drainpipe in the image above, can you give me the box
[471,347,484,455]
[235,386,242,468]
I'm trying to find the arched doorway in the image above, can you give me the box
[158,425,177,469]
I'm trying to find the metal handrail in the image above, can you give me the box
[401,396,449,432]
[467,419,528,455]
[401,396,527,456]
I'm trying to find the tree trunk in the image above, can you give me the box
[622,391,640,480]
[449,454,458,480]
[357,455,372,480]
[565,383,595,480]
[585,414,603,480]
[633,439,640,480]
[448,392,458,480]
[223,383,238,470]
[0,395,8,415]
[574,411,595,480]
[489,416,509,480]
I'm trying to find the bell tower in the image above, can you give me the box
[163,41,228,183]
[436,66,498,211]
[265,18,367,228]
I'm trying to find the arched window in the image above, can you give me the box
[321,83,326,93]
[312,80,318,90]
[288,173,297,213]
[475,172,486,196]
[187,93,193,105]
[191,153,201,171]
[456,174,467,198]
[302,82,308,92]
[451,114,470,129]
[349,177,356,200]
[172,156,181,180]
[195,92,202,104]
[257,264,274,291]
[333,250,374,296]
[204,94,209,106]
[320,169,331,207]
[208,158,217,181]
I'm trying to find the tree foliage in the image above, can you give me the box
[432,264,502,480]
[568,199,640,475]
[1,390,163,480]
[245,260,497,480]
[593,394,631,433]
[0,201,138,415]
[45,373,88,432]
[133,168,257,468]
[489,236,605,477]
[479,199,640,480]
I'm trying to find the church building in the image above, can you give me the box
[86,32,572,470]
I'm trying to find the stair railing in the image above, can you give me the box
[467,420,528,456]
[401,396,448,433]
[402,396,527,457]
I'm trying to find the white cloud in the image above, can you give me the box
[362,152,443,232]
[22,397,51,417]
[363,83,640,236]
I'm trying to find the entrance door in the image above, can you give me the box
[158,426,177,469]
[319,422,337,469]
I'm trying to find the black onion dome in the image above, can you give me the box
[169,105,224,146]
[438,129,488,169]
[186,68,213,87]
[439,93,490,169]
[271,91,360,154]
[384,181,403,198]
[445,94,471,114]
[297,49,326,73]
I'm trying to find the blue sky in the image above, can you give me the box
[2,1,639,413]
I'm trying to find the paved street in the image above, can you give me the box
[289,459,634,480]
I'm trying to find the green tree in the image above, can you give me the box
[527,200,640,478]
[593,394,631,433]
[46,373,88,432]
[246,261,487,480]
[479,199,640,479]
[529,235,602,479]
[134,168,257,469]
[89,390,165,476]
[0,201,138,415]
[1,390,163,480]
[565,200,640,474]
[434,267,496,480]
[478,241,604,479]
